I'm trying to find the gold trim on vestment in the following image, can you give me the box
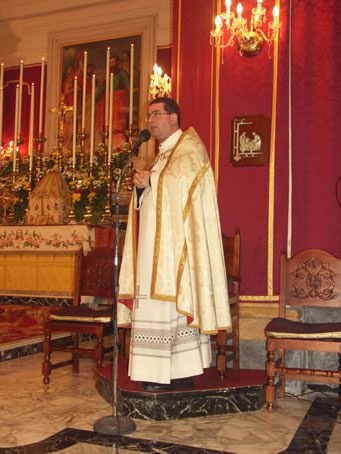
[176,241,188,299]
[267,0,280,296]
[150,132,186,299]
[266,331,341,339]
[182,162,210,221]
[118,294,134,299]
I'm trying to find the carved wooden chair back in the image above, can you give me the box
[214,229,241,375]
[265,248,341,412]
[74,247,115,304]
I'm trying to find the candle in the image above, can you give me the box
[215,15,222,31]
[28,83,35,171]
[38,57,45,135]
[72,77,78,167]
[107,73,113,165]
[0,63,4,149]
[13,85,19,172]
[81,51,88,130]
[273,5,279,25]
[129,43,134,127]
[237,3,243,20]
[225,0,231,16]
[105,47,110,128]
[90,74,96,165]
[18,60,24,135]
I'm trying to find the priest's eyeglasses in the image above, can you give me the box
[146,111,171,121]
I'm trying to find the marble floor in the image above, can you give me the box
[0,352,340,454]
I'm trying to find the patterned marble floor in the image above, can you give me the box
[0,352,340,454]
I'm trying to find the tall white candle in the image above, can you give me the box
[105,47,110,128]
[107,73,114,165]
[18,60,24,135]
[0,63,4,149]
[13,85,19,172]
[81,51,87,130]
[90,74,96,165]
[29,83,35,171]
[38,57,45,135]
[72,76,78,167]
[129,44,134,127]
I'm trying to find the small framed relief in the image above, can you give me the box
[231,115,270,166]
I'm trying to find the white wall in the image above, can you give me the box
[0,0,172,66]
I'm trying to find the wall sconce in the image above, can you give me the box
[148,64,172,100]
[210,0,281,57]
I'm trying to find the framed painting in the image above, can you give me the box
[60,35,141,152]
[230,115,270,166]
[46,16,156,160]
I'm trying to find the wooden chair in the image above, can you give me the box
[42,247,115,384]
[214,228,241,375]
[265,248,341,412]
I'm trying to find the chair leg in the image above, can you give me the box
[216,331,227,376]
[95,336,105,368]
[232,324,240,369]
[266,349,276,412]
[72,332,80,374]
[278,348,285,398]
[42,331,52,384]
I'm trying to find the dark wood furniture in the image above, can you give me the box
[265,248,341,412]
[42,247,116,384]
[214,229,241,375]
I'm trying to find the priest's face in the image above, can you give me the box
[147,102,178,143]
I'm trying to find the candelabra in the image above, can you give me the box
[148,64,172,100]
[210,0,281,57]
[68,168,77,223]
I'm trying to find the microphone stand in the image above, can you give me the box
[94,154,137,436]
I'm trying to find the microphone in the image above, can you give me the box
[131,129,151,156]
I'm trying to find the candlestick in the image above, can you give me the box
[13,85,19,173]
[29,83,35,171]
[38,57,45,134]
[129,44,134,127]
[18,60,24,135]
[81,51,88,130]
[105,47,110,128]
[107,73,114,166]
[72,76,78,168]
[90,74,95,166]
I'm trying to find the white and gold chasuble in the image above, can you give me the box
[119,127,231,383]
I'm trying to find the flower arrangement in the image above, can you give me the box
[0,142,131,224]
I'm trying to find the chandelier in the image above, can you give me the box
[148,64,172,100]
[210,0,281,57]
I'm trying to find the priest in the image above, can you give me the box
[119,97,231,391]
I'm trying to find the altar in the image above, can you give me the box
[0,225,93,298]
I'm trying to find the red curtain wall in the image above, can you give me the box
[173,0,341,298]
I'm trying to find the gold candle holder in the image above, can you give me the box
[101,164,113,224]
[34,133,47,175]
[68,168,77,223]
[77,129,88,168]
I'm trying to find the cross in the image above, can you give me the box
[49,95,73,138]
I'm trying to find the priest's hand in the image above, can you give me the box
[133,169,152,189]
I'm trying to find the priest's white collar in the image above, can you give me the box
[159,129,182,154]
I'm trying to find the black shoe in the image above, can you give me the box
[140,381,174,392]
